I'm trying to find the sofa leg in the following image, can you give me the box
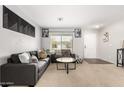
[29,85,35,87]
[2,85,9,87]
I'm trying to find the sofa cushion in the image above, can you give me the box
[42,58,49,62]
[37,61,46,72]
[11,54,21,64]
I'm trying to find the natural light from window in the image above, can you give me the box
[50,34,73,52]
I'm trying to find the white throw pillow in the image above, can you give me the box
[19,52,30,63]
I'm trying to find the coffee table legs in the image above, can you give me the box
[66,63,69,74]
[57,62,76,74]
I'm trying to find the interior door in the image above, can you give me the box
[84,30,97,58]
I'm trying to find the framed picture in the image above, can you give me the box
[103,32,109,42]
[74,28,81,38]
[42,28,49,37]
[3,6,35,37]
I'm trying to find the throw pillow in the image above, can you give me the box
[61,49,71,57]
[39,49,47,59]
[18,52,30,63]
[11,54,21,64]
[30,55,38,63]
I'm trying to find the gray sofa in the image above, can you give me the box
[0,51,50,87]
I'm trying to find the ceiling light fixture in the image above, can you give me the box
[93,24,104,29]
[58,17,63,22]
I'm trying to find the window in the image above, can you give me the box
[50,35,61,50]
[50,34,73,51]
[62,36,73,50]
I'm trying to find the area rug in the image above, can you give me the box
[85,59,112,64]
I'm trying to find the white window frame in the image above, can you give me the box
[50,33,73,52]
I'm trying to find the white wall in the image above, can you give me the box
[0,5,42,65]
[73,28,84,58]
[41,38,50,50]
[98,20,124,64]
[41,28,84,58]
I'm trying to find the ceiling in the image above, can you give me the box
[17,5,124,28]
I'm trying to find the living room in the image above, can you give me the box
[1,2,124,89]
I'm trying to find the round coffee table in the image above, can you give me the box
[56,57,76,74]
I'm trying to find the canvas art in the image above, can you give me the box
[74,28,81,38]
[3,6,35,37]
[103,32,109,42]
[42,28,49,37]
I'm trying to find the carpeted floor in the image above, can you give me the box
[85,59,112,64]
[36,61,124,87]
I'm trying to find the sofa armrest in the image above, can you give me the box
[1,63,38,86]
[70,53,76,59]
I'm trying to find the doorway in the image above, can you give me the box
[84,30,98,58]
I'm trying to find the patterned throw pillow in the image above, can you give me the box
[39,49,47,59]
[61,49,71,57]
[30,55,38,63]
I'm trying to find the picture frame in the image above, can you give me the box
[42,28,49,38]
[103,32,109,42]
[74,28,81,38]
[3,6,35,37]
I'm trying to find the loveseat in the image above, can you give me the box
[0,51,50,87]
[51,49,76,63]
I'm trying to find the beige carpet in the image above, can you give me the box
[36,61,124,87]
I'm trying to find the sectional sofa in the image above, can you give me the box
[0,51,50,87]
